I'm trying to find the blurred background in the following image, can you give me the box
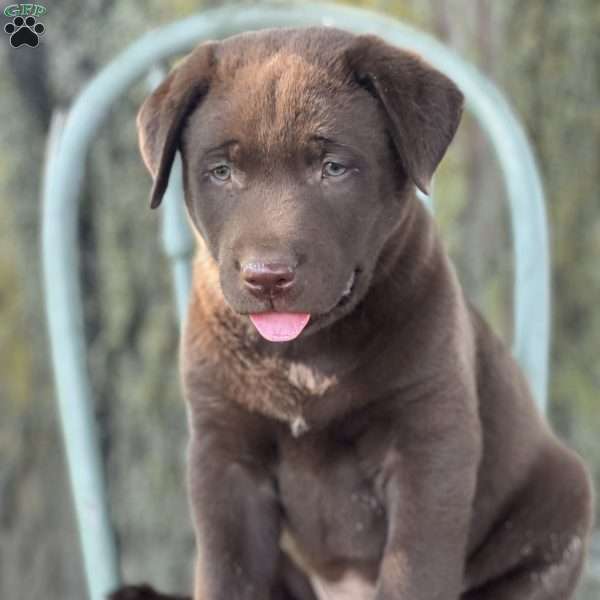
[0,0,598,598]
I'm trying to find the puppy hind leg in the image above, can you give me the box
[462,539,586,600]
[463,443,592,600]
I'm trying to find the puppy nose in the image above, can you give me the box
[241,261,296,298]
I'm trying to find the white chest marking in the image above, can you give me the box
[287,362,337,396]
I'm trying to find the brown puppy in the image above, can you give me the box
[113,28,593,600]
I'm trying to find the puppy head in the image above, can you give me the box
[137,28,463,341]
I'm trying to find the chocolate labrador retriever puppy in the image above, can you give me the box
[112,27,593,600]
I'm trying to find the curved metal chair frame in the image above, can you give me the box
[41,4,550,599]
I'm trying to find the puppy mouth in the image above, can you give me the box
[248,269,359,343]
[249,312,311,342]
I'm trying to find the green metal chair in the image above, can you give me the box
[41,3,550,599]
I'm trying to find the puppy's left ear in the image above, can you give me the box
[345,35,464,195]
[137,42,217,208]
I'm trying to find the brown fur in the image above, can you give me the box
[112,27,593,600]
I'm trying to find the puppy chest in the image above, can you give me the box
[277,437,387,564]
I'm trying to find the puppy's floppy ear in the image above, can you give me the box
[137,42,217,209]
[345,35,464,195]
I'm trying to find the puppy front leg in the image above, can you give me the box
[375,406,481,600]
[188,437,281,600]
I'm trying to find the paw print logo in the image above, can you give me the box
[4,15,45,48]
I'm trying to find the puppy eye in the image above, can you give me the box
[210,164,231,182]
[322,161,347,178]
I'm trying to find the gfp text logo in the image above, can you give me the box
[3,4,46,48]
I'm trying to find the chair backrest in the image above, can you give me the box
[41,4,550,600]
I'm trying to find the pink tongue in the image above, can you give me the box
[249,312,311,342]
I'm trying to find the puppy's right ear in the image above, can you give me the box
[137,42,217,209]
